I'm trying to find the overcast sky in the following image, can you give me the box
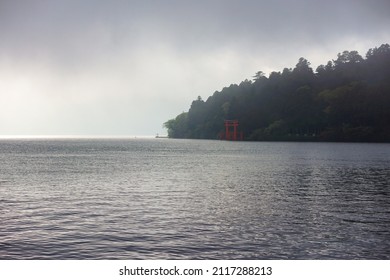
[0,0,389,136]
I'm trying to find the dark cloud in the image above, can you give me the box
[0,0,389,135]
[1,0,389,63]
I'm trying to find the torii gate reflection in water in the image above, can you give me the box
[223,120,243,141]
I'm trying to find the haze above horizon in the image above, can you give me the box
[1,0,389,136]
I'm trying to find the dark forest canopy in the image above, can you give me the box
[164,44,390,142]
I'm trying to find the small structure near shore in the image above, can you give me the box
[155,133,168,138]
[220,120,243,141]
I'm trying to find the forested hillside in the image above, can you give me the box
[164,44,390,142]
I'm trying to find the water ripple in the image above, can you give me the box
[0,139,389,259]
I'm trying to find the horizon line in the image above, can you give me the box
[0,134,167,139]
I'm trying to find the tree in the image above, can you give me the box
[164,44,390,142]
[334,50,363,65]
[366,44,390,59]
[253,71,265,81]
[293,57,313,74]
[164,112,188,138]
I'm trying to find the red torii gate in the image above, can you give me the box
[223,120,243,141]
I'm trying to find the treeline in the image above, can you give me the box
[164,44,390,142]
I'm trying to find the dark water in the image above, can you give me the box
[0,138,389,259]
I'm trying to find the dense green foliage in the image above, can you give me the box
[164,44,390,142]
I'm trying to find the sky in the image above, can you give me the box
[0,0,389,136]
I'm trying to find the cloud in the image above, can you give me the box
[0,0,389,135]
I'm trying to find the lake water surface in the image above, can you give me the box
[0,138,389,259]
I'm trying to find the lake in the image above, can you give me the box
[0,138,389,259]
